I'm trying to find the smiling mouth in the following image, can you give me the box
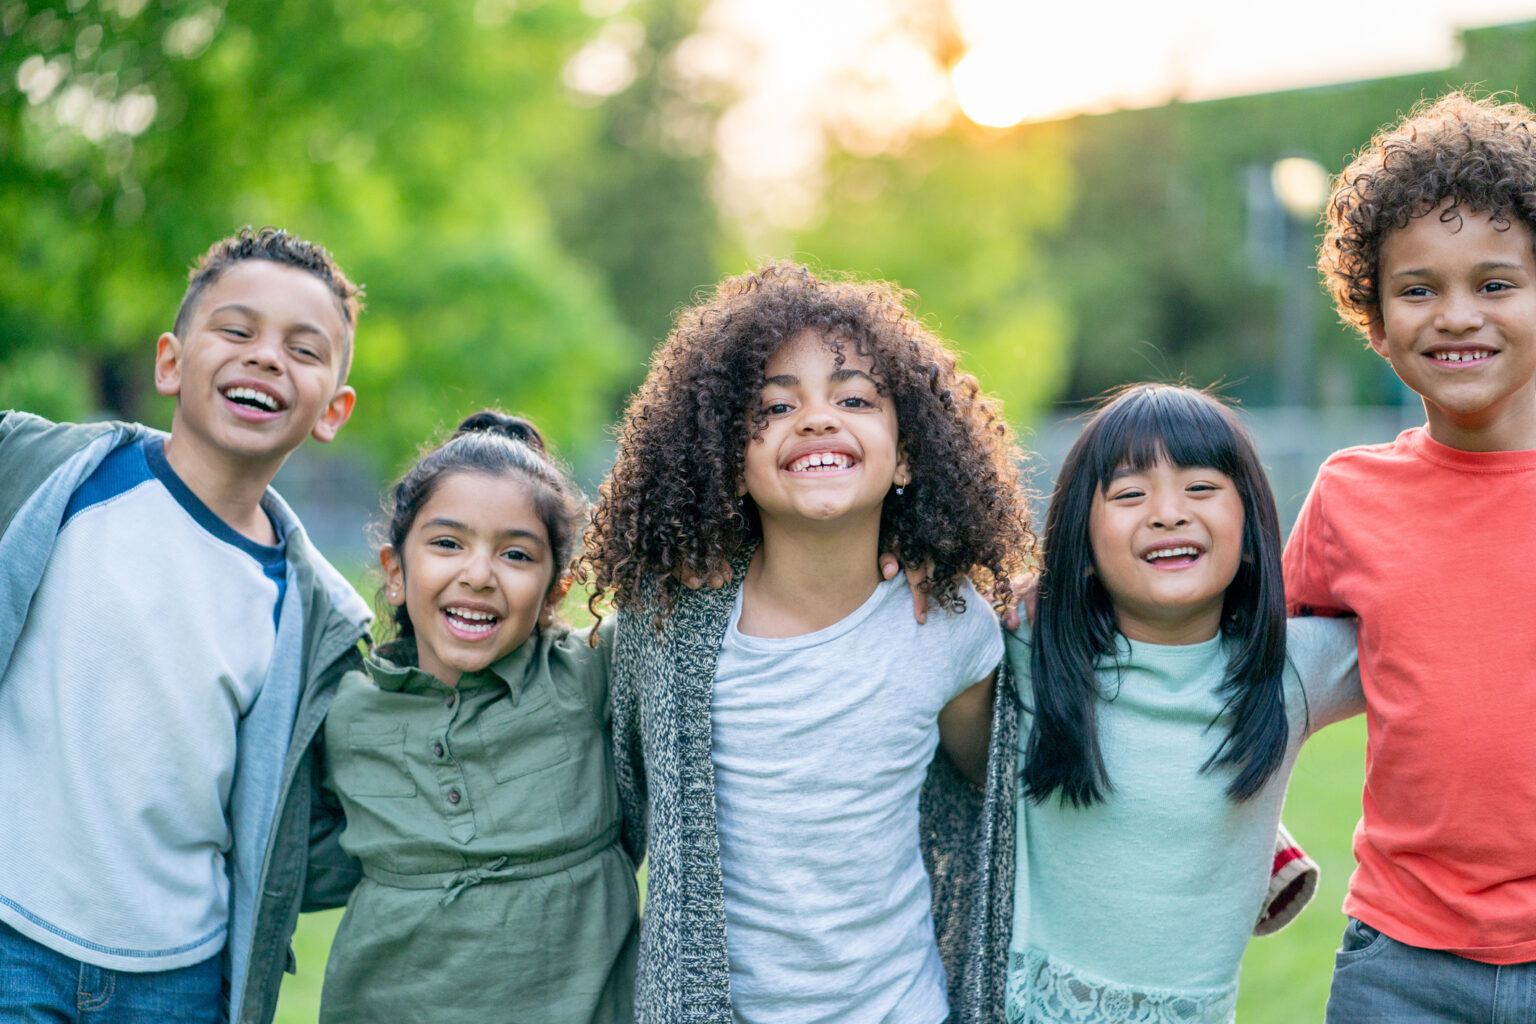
[1143,545,1203,566]
[1429,350,1494,363]
[444,608,501,637]
[221,386,285,412]
[786,452,855,472]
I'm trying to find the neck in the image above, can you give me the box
[737,512,884,638]
[162,430,282,545]
[1424,391,1536,452]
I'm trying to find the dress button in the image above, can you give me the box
[433,742,445,758]
[446,693,457,708]
[447,789,461,805]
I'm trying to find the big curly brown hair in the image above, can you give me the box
[1320,90,1536,334]
[582,262,1034,622]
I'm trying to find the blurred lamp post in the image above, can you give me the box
[1270,156,1330,406]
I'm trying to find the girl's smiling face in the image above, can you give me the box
[740,329,909,531]
[1087,459,1245,645]
[382,470,559,686]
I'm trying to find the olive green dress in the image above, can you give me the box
[318,623,637,1024]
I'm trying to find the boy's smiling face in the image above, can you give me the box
[1371,203,1536,451]
[155,259,356,476]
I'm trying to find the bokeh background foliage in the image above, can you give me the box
[0,0,721,475]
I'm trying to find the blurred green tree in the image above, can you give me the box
[795,126,1076,420]
[0,0,696,473]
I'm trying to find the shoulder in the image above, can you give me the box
[903,577,1003,683]
[1313,428,1428,484]
[542,620,612,675]
[0,412,142,475]
[269,494,371,634]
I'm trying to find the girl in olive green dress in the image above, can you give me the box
[318,412,637,1024]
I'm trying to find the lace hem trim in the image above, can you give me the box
[1004,947,1238,1024]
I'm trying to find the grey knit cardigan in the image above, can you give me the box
[611,547,1017,1024]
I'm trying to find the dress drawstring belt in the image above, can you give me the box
[359,823,622,906]
[440,857,510,905]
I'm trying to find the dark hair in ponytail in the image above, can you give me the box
[378,410,585,640]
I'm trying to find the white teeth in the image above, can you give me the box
[788,452,854,472]
[446,609,499,633]
[1144,546,1199,562]
[1432,351,1492,362]
[223,386,279,410]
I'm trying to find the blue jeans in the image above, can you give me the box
[0,921,222,1023]
[1326,917,1536,1024]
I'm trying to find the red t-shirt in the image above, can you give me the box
[1284,427,1536,963]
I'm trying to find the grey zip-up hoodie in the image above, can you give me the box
[0,411,369,1024]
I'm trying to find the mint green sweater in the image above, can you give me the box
[1004,617,1361,1024]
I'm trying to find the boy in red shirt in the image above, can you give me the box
[1286,92,1536,1020]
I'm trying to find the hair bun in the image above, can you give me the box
[454,410,547,454]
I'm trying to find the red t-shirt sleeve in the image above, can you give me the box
[1283,469,1352,618]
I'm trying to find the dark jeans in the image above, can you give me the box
[0,920,221,1024]
[1326,917,1536,1024]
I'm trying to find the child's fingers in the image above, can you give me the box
[1004,572,1038,632]
[680,566,733,590]
[906,563,932,624]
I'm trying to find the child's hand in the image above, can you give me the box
[880,554,933,624]
[1005,572,1039,633]
[680,567,732,590]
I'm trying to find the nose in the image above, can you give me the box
[1435,289,1485,334]
[243,330,285,373]
[459,551,494,589]
[796,402,838,434]
[1147,493,1190,529]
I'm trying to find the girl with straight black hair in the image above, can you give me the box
[1003,384,1363,1024]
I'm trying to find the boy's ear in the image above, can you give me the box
[540,575,573,628]
[1366,319,1390,359]
[311,385,356,444]
[153,332,184,397]
[380,546,406,607]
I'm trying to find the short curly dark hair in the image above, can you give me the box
[1320,90,1536,334]
[175,225,365,378]
[582,262,1035,622]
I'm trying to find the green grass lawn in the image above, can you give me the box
[276,718,1365,1022]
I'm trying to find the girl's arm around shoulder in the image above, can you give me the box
[547,616,617,726]
[1286,615,1363,736]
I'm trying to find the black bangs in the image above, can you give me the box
[1084,384,1249,488]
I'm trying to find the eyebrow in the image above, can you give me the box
[1389,261,1528,279]
[208,302,334,343]
[763,368,879,388]
[420,518,547,544]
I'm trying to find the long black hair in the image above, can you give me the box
[1022,384,1288,806]
[378,410,585,641]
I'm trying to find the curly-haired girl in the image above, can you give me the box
[584,263,1033,1024]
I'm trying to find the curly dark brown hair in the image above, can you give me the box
[581,262,1035,622]
[1320,90,1536,334]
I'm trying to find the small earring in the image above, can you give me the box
[894,485,905,496]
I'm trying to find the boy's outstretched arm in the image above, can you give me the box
[938,672,996,787]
